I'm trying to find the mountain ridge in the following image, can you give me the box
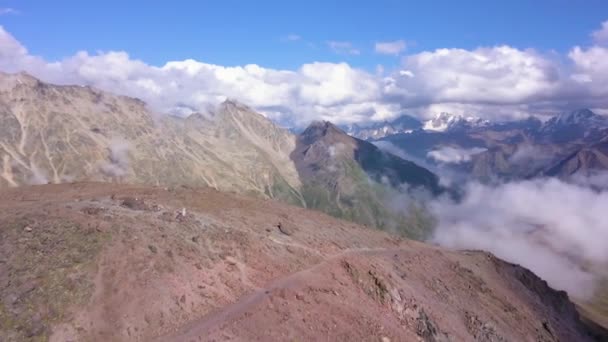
[292,120,440,238]
[0,72,440,237]
[373,109,608,182]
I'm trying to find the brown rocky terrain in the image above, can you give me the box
[546,138,608,178]
[0,183,602,341]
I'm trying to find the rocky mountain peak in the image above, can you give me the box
[300,120,350,145]
[542,109,607,130]
[220,98,250,110]
[0,71,41,91]
[538,109,608,144]
[556,109,595,124]
[214,98,277,128]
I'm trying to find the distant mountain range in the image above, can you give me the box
[340,112,492,139]
[340,114,422,139]
[0,72,440,238]
[345,109,608,182]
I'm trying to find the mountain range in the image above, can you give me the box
[340,114,422,140]
[0,72,440,238]
[347,109,608,182]
[3,71,606,238]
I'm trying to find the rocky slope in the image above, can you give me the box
[292,121,440,238]
[0,72,302,203]
[0,183,601,341]
[545,138,608,178]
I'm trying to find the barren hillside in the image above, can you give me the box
[0,183,600,341]
[0,72,302,203]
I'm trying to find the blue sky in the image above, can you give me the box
[2,0,608,70]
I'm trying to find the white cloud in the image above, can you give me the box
[2,21,608,126]
[0,8,18,15]
[431,177,608,299]
[395,46,562,105]
[326,41,360,55]
[592,20,608,45]
[569,45,608,97]
[375,40,406,55]
[427,146,486,164]
[571,170,608,190]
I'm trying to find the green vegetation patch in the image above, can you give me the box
[0,216,110,341]
[301,157,436,240]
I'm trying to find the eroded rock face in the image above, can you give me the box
[0,73,302,204]
[0,183,598,341]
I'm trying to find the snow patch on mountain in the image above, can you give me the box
[341,114,421,140]
[541,109,608,132]
[423,112,490,132]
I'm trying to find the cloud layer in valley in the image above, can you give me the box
[2,21,608,126]
[430,177,608,299]
[427,146,487,164]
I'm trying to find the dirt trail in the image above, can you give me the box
[156,248,401,341]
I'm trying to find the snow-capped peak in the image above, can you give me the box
[423,112,489,132]
[555,109,594,124]
[541,109,608,131]
[340,114,422,140]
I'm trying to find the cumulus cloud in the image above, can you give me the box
[326,41,360,55]
[427,146,486,164]
[375,40,407,55]
[395,46,562,105]
[569,45,608,97]
[1,21,608,126]
[431,177,608,299]
[592,20,608,45]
